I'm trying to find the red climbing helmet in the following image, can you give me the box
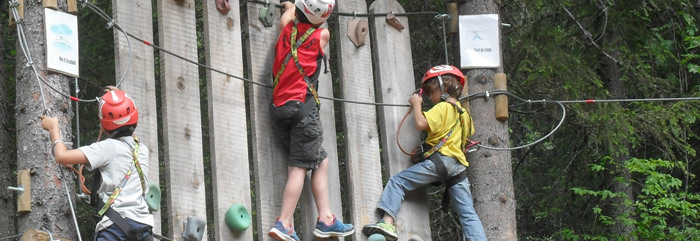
[295,0,335,25]
[98,89,138,131]
[422,65,466,86]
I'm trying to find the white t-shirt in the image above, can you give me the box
[79,136,154,232]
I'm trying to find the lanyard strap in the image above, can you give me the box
[98,137,146,216]
[273,23,321,105]
[422,103,464,159]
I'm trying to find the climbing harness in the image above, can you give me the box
[92,137,152,241]
[97,137,146,216]
[272,23,325,126]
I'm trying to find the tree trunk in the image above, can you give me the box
[15,1,76,239]
[602,29,636,240]
[459,1,518,240]
[0,0,18,237]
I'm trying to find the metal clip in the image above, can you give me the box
[464,140,480,153]
[106,20,115,29]
[484,90,490,100]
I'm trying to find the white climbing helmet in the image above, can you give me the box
[295,0,335,25]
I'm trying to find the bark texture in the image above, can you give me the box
[1,0,18,236]
[460,1,518,240]
[15,1,76,239]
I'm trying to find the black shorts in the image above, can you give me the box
[270,101,327,170]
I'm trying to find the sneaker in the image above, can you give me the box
[313,215,355,238]
[362,220,398,241]
[268,220,300,241]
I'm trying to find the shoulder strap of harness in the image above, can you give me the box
[272,22,321,106]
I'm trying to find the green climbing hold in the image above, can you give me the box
[145,182,161,212]
[225,203,251,231]
[368,233,387,241]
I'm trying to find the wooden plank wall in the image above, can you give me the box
[202,0,253,240]
[334,1,385,241]
[296,24,345,241]
[369,0,432,240]
[111,0,161,234]
[156,0,207,239]
[244,2,291,241]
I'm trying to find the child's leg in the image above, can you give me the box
[377,160,441,225]
[279,165,308,228]
[310,157,334,224]
[449,177,486,241]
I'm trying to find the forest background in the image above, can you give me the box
[1,0,699,240]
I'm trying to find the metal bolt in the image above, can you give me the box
[8,185,24,195]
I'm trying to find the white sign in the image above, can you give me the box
[459,14,500,68]
[45,8,79,77]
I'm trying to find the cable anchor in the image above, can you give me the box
[7,185,24,195]
[106,20,116,29]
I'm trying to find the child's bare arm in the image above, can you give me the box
[319,28,330,50]
[279,1,296,32]
[40,116,89,165]
[410,94,429,131]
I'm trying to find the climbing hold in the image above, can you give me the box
[145,182,161,212]
[385,12,404,31]
[347,19,369,47]
[368,233,387,241]
[225,203,251,231]
[216,0,231,15]
[408,234,424,241]
[258,4,275,28]
[182,216,206,241]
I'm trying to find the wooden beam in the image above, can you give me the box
[335,1,384,240]
[21,229,73,241]
[202,0,253,240]
[156,0,207,239]
[296,22,345,240]
[112,0,161,234]
[369,0,431,240]
[244,1,290,240]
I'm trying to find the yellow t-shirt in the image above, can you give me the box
[423,102,475,166]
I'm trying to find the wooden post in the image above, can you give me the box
[447,3,459,33]
[460,1,518,240]
[202,0,253,240]
[156,0,207,239]
[494,73,508,120]
[335,1,384,241]
[295,23,345,241]
[112,0,161,234]
[244,1,291,240]
[369,0,431,240]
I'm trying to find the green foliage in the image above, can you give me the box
[561,158,700,240]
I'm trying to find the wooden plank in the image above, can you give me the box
[369,0,432,240]
[202,0,253,240]
[41,0,57,9]
[21,229,73,241]
[296,24,345,241]
[245,1,290,240]
[156,0,207,239]
[67,0,77,14]
[17,169,30,214]
[112,0,161,234]
[335,1,383,241]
